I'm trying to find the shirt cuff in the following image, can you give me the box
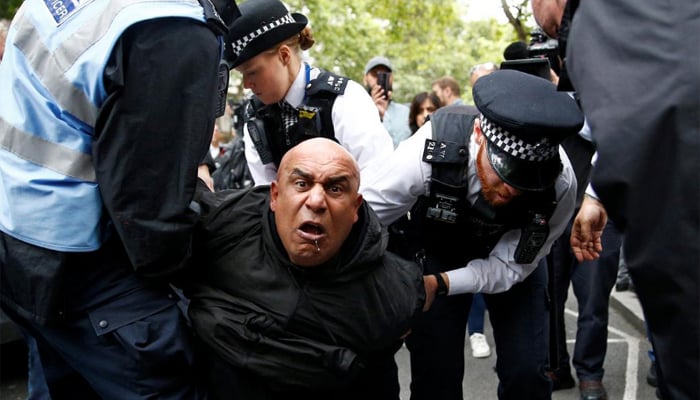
[585,183,599,200]
[445,267,479,295]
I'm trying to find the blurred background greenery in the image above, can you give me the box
[1,0,540,105]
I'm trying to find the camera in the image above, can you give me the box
[528,28,560,74]
[376,71,392,99]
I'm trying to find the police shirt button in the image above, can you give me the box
[98,320,108,329]
[459,148,467,156]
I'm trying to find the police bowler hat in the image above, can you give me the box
[473,70,584,191]
[225,0,308,68]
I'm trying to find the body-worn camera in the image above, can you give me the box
[376,71,392,99]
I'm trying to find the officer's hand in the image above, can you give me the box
[570,195,607,262]
[197,164,215,192]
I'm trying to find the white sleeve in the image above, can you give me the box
[243,123,277,186]
[585,151,599,199]
[331,80,394,185]
[446,147,578,294]
[362,122,433,226]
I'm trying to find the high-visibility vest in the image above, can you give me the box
[0,0,209,251]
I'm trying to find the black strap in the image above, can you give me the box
[434,273,448,297]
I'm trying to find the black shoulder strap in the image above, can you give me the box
[304,70,348,142]
[245,98,276,165]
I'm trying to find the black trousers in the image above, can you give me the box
[406,262,551,400]
[546,219,621,381]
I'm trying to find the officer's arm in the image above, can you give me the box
[331,80,394,184]
[362,122,432,225]
[445,153,577,294]
[94,19,221,277]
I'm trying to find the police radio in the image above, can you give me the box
[514,213,549,264]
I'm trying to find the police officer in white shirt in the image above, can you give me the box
[363,70,584,400]
[224,0,393,187]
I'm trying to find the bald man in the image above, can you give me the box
[185,138,425,400]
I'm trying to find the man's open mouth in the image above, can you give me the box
[299,222,325,236]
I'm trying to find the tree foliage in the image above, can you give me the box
[279,0,527,104]
[1,0,22,20]
[1,0,537,105]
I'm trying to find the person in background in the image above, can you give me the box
[431,76,464,107]
[0,0,240,398]
[363,56,412,148]
[533,1,699,398]
[186,138,425,400]
[408,91,441,135]
[364,70,584,399]
[469,62,499,87]
[0,18,9,61]
[226,0,393,187]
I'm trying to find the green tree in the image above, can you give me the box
[284,0,520,104]
[0,0,22,20]
[500,0,531,43]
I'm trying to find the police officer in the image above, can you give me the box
[224,0,393,187]
[363,70,584,400]
[0,0,239,398]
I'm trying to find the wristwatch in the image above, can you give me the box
[433,273,448,297]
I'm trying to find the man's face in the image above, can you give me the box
[431,84,447,106]
[270,139,363,267]
[531,0,567,38]
[475,125,523,207]
[364,66,392,90]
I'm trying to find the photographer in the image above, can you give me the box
[363,56,412,149]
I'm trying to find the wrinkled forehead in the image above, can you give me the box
[279,140,360,182]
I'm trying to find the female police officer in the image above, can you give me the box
[224,0,393,187]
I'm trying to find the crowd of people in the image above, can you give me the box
[0,0,697,399]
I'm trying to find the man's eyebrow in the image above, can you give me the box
[290,168,312,180]
[325,175,352,187]
[289,168,353,186]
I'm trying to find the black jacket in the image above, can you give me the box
[187,186,425,392]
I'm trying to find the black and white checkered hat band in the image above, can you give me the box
[480,114,558,162]
[231,14,296,56]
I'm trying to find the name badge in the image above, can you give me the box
[43,0,92,25]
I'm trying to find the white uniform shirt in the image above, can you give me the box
[243,63,394,187]
[363,120,577,294]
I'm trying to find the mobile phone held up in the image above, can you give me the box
[377,71,392,99]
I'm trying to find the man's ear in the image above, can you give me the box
[352,193,363,224]
[270,181,279,211]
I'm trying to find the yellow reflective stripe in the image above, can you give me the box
[0,117,96,182]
